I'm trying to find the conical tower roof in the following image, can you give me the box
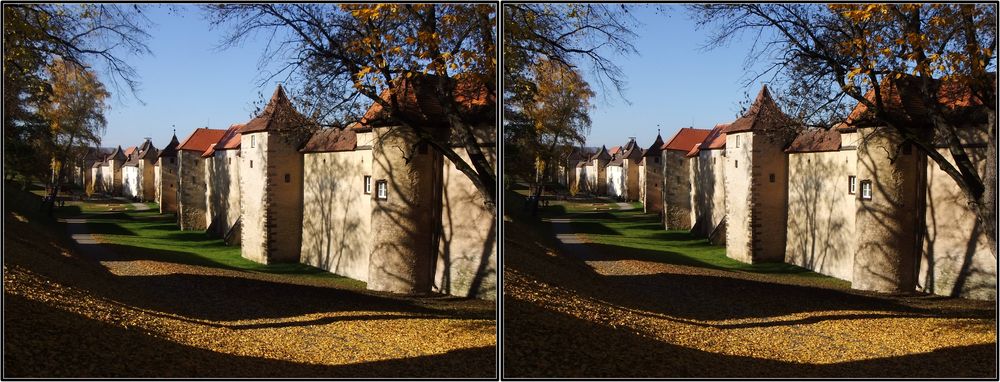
[158,132,181,158]
[644,133,665,157]
[241,84,313,133]
[724,85,795,133]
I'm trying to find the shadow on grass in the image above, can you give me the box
[95,272,493,323]
[5,294,495,378]
[502,296,995,378]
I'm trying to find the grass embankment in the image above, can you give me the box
[532,195,847,288]
[84,209,365,288]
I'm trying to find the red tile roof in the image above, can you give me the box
[785,129,842,153]
[241,85,314,134]
[608,146,621,156]
[724,85,796,134]
[684,143,701,158]
[663,127,713,152]
[177,128,227,153]
[300,128,358,153]
[354,74,493,129]
[699,123,729,150]
[123,146,137,157]
[835,75,987,132]
[203,123,246,157]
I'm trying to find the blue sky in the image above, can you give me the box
[98,4,771,152]
[580,5,774,149]
[97,4,286,150]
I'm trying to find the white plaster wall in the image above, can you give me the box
[122,166,140,199]
[240,132,268,263]
[919,148,995,300]
[435,146,498,300]
[690,149,727,237]
[785,150,857,281]
[606,165,624,198]
[725,132,754,263]
[300,149,373,282]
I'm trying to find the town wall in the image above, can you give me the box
[177,150,208,230]
[853,127,922,293]
[690,149,726,239]
[725,132,754,263]
[205,149,242,243]
[300,148,373,282]
[368,126,439,294]
[435,146,498,300]
[157,157,179,214]
[919,147,996,300]
[785,149,857,281]
[662,151,692,229]
[240,132,269,263]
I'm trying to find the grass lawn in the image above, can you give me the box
[81,208,366,289]
[539,200,850,288]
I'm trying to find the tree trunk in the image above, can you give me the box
[980,110,997,258]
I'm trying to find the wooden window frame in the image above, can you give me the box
[848,175,857,194]
[860,179,872,200]
[376,180,388,200]
[364,175,372,194]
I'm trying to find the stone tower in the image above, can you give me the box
[156,133,180,214]
[661,127,712,229]
[639,133,664,213]
[176,128,226,230]
[240,85,315,264]
[136,138,158,202]
[724,85,797,263]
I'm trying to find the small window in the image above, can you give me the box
[735,135,741,148]
[228,158,231,164]
[376,180,388,200]
[735,160,738,168]
[170,158,175,164]
[250,160,253,169]
[654,157,659,163]
[769,173,776,183]
[284,173,291,183]
[364,175,372,194]
[676,176,681,183]
[848,175,857,194]
[250,135,256,148]
[860,180,872,200]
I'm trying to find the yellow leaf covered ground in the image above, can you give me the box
[503,211,995,378]
[4,195,496,378]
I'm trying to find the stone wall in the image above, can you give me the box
[623,159,641,201]
[300,148,373,282]
[205,149,242,243]
[662,150,692,229]
[919,147,995,300]
[639,156,663,214]
[690,149,727,239]
[750,132,792,263]
[157,156,179,214]
[369,126,439,294]
[435,146,498,300]
[264,131,306,263]
[177,150,208,231]
[785,150,857,281]
[853,127,922,293]
[140,159,156,202]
